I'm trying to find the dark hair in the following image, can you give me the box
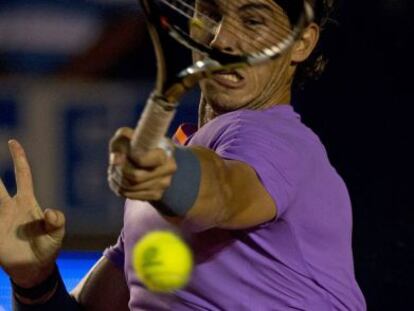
[293,0,337,90]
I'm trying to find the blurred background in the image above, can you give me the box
[0,0,412,310]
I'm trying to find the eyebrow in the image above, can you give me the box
[238,3,275,14]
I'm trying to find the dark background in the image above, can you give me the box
[0,0,412,309]
[298,0,412,309]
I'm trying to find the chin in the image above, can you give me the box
[203,90,254,114]
[205,96,245,114]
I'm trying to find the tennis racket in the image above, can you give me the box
[131,0,314,152]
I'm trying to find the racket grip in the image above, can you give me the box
[131,92,177,154]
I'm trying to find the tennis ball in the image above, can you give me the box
[132,231,193,293]
[190,17,204,29]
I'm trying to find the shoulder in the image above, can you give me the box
[189,106,330,216]
[190,105,324,160]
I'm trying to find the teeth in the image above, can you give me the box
[219,73,240,82]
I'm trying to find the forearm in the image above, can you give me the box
[181,146,234,231]
[159,146,235,232]
[71,257,130,311]
[160,146,276,231]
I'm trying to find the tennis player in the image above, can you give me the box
[0,0,366,310]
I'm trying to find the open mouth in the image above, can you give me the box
[212,70,245,88]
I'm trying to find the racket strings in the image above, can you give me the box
[157,0,299,55]
[195,0,293,48]
[163,0,291,34]
[195,0,293,33]
[173,0,293,44]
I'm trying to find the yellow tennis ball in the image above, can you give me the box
[190,17,204,29]
[132,231,193,293]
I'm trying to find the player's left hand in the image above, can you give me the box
[108,127,177,201]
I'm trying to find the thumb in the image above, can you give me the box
[43,209,65,239]
[109,127,133,166]
[109,127,133,154]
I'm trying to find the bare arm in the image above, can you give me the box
[72,256,129,311]
[178,146,277,231]
[108,128,277,232]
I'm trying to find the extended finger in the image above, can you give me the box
[8,140,34,197]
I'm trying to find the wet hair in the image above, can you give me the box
[292,0,337,90]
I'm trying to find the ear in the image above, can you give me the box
[291,23,320,63]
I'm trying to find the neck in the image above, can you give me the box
[249,88,291,110]
[198,91,291,128]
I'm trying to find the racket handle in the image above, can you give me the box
[131,92,177,154]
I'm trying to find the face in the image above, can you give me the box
[193,0,296,116]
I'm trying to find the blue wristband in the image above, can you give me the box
[152,147,201,216]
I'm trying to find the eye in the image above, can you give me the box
[242,17,265,28]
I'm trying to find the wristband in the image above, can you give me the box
[152,147,201,216]
[11,266,59,301]
[12,266,81,311]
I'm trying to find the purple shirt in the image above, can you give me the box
[104,105,366,310]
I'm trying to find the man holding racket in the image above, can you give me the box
[0,0,366,310]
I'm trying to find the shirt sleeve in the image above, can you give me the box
[103,229,125,269]
[214,114,300,218]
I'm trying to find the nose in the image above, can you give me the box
[210,18,240,54]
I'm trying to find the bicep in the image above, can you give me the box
[71,256,129,311]
[181,147,277,231]
[218,159,277,229]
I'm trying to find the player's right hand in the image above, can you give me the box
[0,140,65,288]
